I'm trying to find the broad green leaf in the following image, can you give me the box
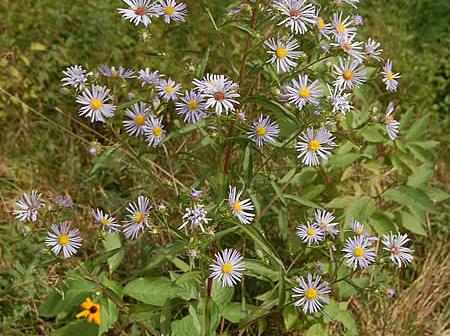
[359,125,385,143]
[384,186,438,216]
[123,277,183,306]
[102,233,124,273]
[54,321,98,336]
[306,323,327,336]
[221,302,257,323]
[369,212,396,234]
[171,315,198,336]
[282,306,298,330]
[400,211,427,236]
[239,299,278,328]
[284,194,320,208]
[328,153,361,169]
[323,300,357,336]
[30,42,46,51]
[326,196,354,208]
[211,280,234,308]
[244,259,279,281]
[195,47,211,78]
[345,196,375,222]
[405,114,429,140]
[98,298,119,335]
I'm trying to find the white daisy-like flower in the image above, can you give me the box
[333,57,366,90]
[384,102,400,140]
[382,232,414,267]
[138,69,162,86]
[228,186,255,225]
[209,248,245,287]
[315,14,332,39]
[76,85,116,123]
[144,116,166,147]
[327,84,353,115]
[264,35,301,73]
[180,204,211,232]
[296,222,325,245]
[332,34,365,63]
[281,74,323,109]
[193,74,240,116]
[365,38,383,61]
[175,90,207,124]
[123,102,151,137]
[61,65,92,89]
[156,78,182,102]
[122,196,152,240]
[92,208,120,233]
[272,0,317,35]
[12,190,44,222]
[342,236,377,270]
[155,0,187,24]
[382,59,401,92]
[314,209,339,237]
[348,220,378,243]
[45,222,82,258]
[292,273,331,314]
[117,0,156,27]
[99,65,135,79]
[248,115,280,147]
[331,12,357,42]
[296,127,336,166]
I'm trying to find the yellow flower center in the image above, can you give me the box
[165,6,175,15]
[134,114,146,126]
[133,212,144,223]
[153,127,162,137]
[299,87,310,98]
[317,17,325,29]
[222,262,232,274]
[343,70,353,80]
[353,247,364,257]
[308,139,321,152]
[356,228,364,235]
[165,86,174,94]
[232,201,242,212]
[90,99,103,110]
[100,218,110,226]
[256,126,266,136]
[336,23,345,33]
[275,47,287,59]
[111,70,119,78]
[342,42,351,51]
[58,234,69,245]
[305,288,318,300]
[187,100,198,110]
[306,228,315,236]
[385,115,394,124]
[386,71,393,81]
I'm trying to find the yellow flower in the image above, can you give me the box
[76,298,101,325]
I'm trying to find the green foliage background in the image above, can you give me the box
[0,0,449,335]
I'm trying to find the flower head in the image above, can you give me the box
[12,190,44,222]
[180,204,211,232]
[51,195,73,209]
[365,38,383,61]
[327,84,353,115]
[342,236,377,270]
[175,90,207,124]
[155,0,187,24]
[45,222,82,258]
[382,59,401,92]
[281,74,323,109]
[272,0,317,35]
[118,0,157,27]
[296,222,325,245]
[316,13,332,39]
[61,65,92,89]
[264,35,301,73]
[138,69,162,86]
[331,12,356,42]
[296,127,336,166]
[314,209,339,237]
[292,273,331,314]
[156,77,182,101]
[228,186,255,225]
[122,196,152,239]
[191,188,202,200]
[210,248,245,287]
[76,298,101,325]
[332,34,365,63]
[123,102,151,137]
[382,232,414,267]
[333,57,366,90]
[99,65,135,79]
[385,102,400,140]
[144,115,166,147]
[248,115,280,147]
[76,85,116,123]
[92,208,120,233]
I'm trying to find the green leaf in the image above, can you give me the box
[195,47,211,78]
[359,125,385,143]
[270,181,287,206]
[102,233,124,273]
[369,212,396,235]
[400,211,427,236]
[229,23,259,38]
[171,315,198,336]
[306,323,327,336]
[345,196,375,222]
[239,299,278,328]
[384,186,438,216]
[123,277,181,306]
[284,194,320,208]
[54,321,98,336]
[282,306,298,330]
[244,259,279,282]
[30,42,46,51]
[328,153,361,169]
[98,298,118,335]
[323,301,357,336]
[211,280,234,308]
[326,196,354,208]
[221,302,257,323]
[405,114,429,140]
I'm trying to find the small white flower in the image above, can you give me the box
[138,69,162,86]
[342,236,377,270]
[384,102,400,140]
[122,196,152,239]
[180,204,211,232]
[281,74,323,109]
[156,78,182,101]
[264,35,301,73]
[99,65,135,79]
[348,220,378,242]
[123,102,151,137]
[144,115,166,147]
[92,208,120,233]
[272,0,317,35]
[209,248,245,287]
[292,273,331,314]
[76,85,116,123]
[382,59,401,92]
[314,209,339,237]
[12,190,44,222]
[332,34,365,63]
[175,90,207,124]
[333,57,366,90]
[61,65,92,89]
[45,222,82,258]
[228,186,255,225]
[296,127,336,166]
[117,0,157,27]
[296,222,325,245]
[248,115,280,147]
[331,12,357,42]
[365,38,383,61]
[327,84,353,115]
[382,232,414,267]
[155,0,187,24]
[315,14,332,39]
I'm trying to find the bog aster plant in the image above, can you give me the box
[12,1,430,334]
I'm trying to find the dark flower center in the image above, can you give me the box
[135,7,146,16]
[290,9,299,18]
[213,91,225,101]
[89,306,98,314]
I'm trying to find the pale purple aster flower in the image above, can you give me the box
[342,236,377,270]
[248,115,280,147]
[292,273,331,314]
[385,102,400,140]
[296,127,336,166]
[382,59,401,92]
[12,190,44,222]
[281,74,323,109]
[45,222,82,258]
[210,248,245,287]
[296,222,325,245]
[382,232,414,267]
[228,186,255,225]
